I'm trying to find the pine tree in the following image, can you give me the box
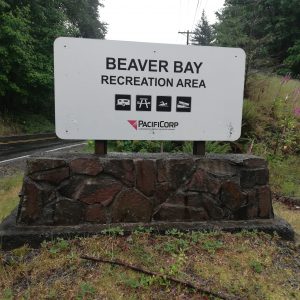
[192,10,214,46]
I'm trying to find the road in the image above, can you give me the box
[0,133,86,164]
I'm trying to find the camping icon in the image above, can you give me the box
[115,94,131,111]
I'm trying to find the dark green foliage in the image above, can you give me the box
[61,0,107,39]
[284,41,300,76]
[214,0,300,75]
[0,0,106,121]
[192,10,214,46]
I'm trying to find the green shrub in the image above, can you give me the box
[242,74,300,156]
[19,113,54,133]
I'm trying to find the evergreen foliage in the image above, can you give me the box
[214,0,300,76]
[192,10,214,46]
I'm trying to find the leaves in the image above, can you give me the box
[0,0,107,118]
[214,0,300,75]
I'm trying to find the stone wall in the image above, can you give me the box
[17,153,273,226]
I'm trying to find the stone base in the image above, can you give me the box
[17,153,274,226]
[0,209,294,250]
[2,152,289,249]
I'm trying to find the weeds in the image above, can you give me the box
[167,251,187,276]
[0,113,54,135]
[1,232,299,299]
[249,260,263,274]
[77,282,96,300]
[202,240,223,254]
[121,274,156,289]
[42,238,70,255]
[101,226,124,236]
[161,238,189,255]
[244,73,300,156]
[133,226,154,235]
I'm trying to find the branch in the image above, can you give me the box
[80,255,241,300]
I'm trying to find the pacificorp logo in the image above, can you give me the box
[127,120,179,131]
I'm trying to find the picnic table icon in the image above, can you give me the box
[137,98,151,108]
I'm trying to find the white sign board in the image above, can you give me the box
[54,37,246,141]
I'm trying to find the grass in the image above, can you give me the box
[268,156,300,198]
[243,73,300,156]
[0,113,54,136]
[0,172,299,299]
[247,73,300,106]
[274,202,300,235]
[0,115,22,136]
[0,231,299,299]
[0,174,23,222]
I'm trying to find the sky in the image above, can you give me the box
[100,0,225,45]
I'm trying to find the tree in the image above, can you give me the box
[214,0,300,75]
[192,10,214,46]
[0,1,34,112]
[0,0,107,118]
[62,0,107,39]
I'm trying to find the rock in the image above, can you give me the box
[77,177,123,206]
[70,157,103,176]
[221,181,244,211]
[233,206,248,220]
[103,159,135,186]
[196,193,223,219]
[15,153,274,226]
[243,157,267,168]
[54,197,84,225]
[196,159,237,177]
[153,203,209,221]
[167,192,223,220]
[40,203,56,225]
[245,190,259,219]
[17,178,54,224]
[187,169,221,194]
[135,159,156,196]
[247,205,258,219]
[207,154,266,168]
[26,158,66,174]
[58,176,85,199]
[257,185,273,218]
[112,189,153,222]
[85,204,107,223]
[240,168,269,188]
[167,159,194,189]
[154,182,172,207]
[29,167,69,185]
[157,159,168,183]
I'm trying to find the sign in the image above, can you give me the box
[54,37,246,141]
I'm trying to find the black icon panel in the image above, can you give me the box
[115,94,131,111]
[115,94,191,112]
[176,97,191,112]
[156,96,172,112]
[136,95,152,111]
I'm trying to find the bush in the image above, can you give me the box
[241,74,300,155]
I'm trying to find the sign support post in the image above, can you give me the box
[193,141,205,155]
[95,140,107,155]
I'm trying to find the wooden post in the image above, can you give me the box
[95,140,107,155]
[193,141,205,155]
